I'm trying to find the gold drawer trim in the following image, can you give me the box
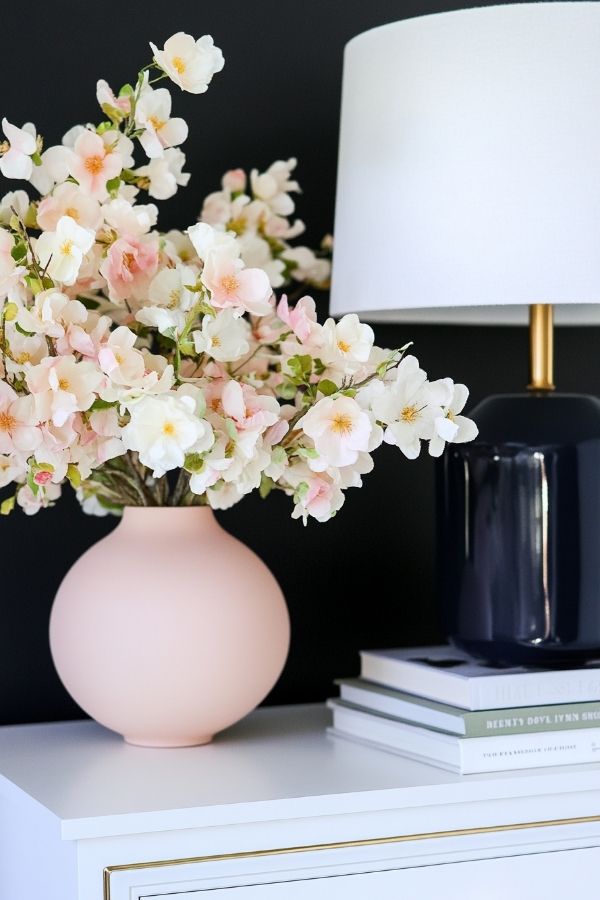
[104,813,600,899]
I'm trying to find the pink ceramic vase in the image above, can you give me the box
[49,507,290,747]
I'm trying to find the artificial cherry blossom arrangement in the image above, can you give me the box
[0,32,477,522]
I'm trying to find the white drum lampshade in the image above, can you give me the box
[330,2,600,325]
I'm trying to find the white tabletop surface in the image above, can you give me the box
[0,703,598,840]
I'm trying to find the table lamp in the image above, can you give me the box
[331,2,600,666]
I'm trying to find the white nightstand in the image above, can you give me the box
[1,704,600,899]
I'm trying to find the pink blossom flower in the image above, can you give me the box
[221,380,280,432]
[96,79,131,117]
[37,183,102,232]
[0,382,41,454]
[99,235,159,304]
[202,252,273,317]
[222,168,246,193]
[277,295,317,342]
[67,129,123,201]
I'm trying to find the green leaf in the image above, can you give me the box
[341,388,357,398]
[293,481,309,504]
[297,447,319,460]
[0,496,15,516]
[277,381,297,400]
[178,340,195,356]
[259,474,275,500]
[66,464,81,489]
[90,398,118,411]
[183,453,205,474]
[26,470,39,497]
[119,83,135,97]
[106,176,121,196]
[3,303,18,322]
[271,446,287,465]
[100,103,126,125]
[15,322,35,337]
[25,274,53,295]
[30,151,42,167]
[10,240,26,262]
[318,379,338,397]
[35,461,54,473]
[224,418,238,441]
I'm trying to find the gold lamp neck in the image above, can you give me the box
[528,304,555,392]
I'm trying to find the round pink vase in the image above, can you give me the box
[49,507,290,747]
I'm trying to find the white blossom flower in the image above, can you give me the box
[101,197,158,235]
[135,81,188,158]
[371,356,451,459]
[17,481,61,515]
[250,159,299,216]
[35,215,96,286]
[322,314,374,369]
[0,453,26,488]
[121,392,214,477]
[26,355,103,427]
[136,265,197,335]
[193,308,250,362]
[28,145,71,195]
[0,119,37,180]
[0,189,29,225]
[17,290,87,339]
[299,395,372,468]
[136,148,190,200]
[98,326,146,386]
[282,245,330,286]
[150,33,224,94]
[238,233,286,288]
[429,382,479,457]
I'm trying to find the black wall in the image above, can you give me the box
[1,0,598,725]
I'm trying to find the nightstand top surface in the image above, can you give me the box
[0,704,597,840]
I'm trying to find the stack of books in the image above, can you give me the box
[327,645,600,774]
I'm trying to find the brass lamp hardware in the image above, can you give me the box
[528,303,555,392]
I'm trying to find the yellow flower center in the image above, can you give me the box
[64,207,80,222]
[0,411,16,432]
[331,413,353,435]
[172,56,186,74]
[400,405,419,423]
[60,239,73,256]
[162,422,176,436]
[84,155,104,174]
[58,378,70,390]
[148,115,166,132]
[168,289,180,309]
[220,275,240,294]
[227,216,247,236]
[337,340,351,353]
[122,252,136,272]
[210,336,221,347]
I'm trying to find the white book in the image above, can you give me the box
[327,700,600,774]
[360,645,600,711]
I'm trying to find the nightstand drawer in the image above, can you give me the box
[136,846,600,899]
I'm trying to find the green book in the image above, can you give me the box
[335,678,600,738]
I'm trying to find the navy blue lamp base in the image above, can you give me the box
[439,393,600,667]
